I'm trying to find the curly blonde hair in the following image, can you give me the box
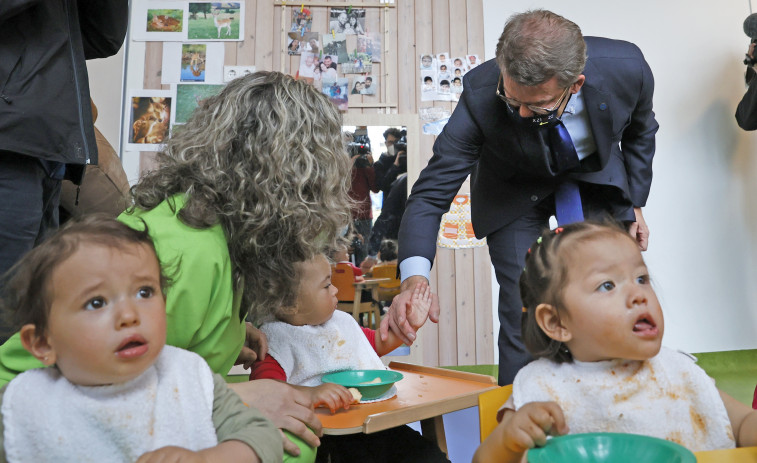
[129,71,352,323]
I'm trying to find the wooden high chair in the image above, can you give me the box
[478,384,513,442]
[370,263,400,304]
[332,262,382,328]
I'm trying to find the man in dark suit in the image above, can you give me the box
[380,10,658,385]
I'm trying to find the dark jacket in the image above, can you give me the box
[736,68,757,130]
[399,37,658,264]
[0,0,128,184]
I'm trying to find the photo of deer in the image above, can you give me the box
[187,2,241,40]
[146,9,183,32]
[181,44,207,82]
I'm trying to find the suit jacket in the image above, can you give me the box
[399,37,658,264]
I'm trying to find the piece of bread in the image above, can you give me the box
[348,387,362,403]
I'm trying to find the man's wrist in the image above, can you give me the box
[400,275,429,292]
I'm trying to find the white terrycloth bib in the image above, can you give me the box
[3,345,218,462]
[262,310,386,386]
[513,347,735,451]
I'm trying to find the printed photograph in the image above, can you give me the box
[420,54,435,70]
[467,54,480,69]
[436,52,450,70]
[318,55,339,84]
[452,56,467,74]
[329,8,366,35]
[128,95,172,147]
[298,52,318,81]
[323,32,349,64]
[287,33,303,55]
[146,8,183,32]
[341,55,372,74]
[291,8,313,34]
[302,32,320,54]
[174,84,226,124]
[356,35,374,62]
[322,78,349,111]
[180,44,207,82]
[187,2,241,40]
[350,75,376,95]
[420,70,436,102]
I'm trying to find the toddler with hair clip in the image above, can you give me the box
[474,221,757,463]
[0,216,280,463]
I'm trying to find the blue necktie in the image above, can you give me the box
[550,121,584,225]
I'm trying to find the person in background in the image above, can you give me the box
[474,221,757,462]
[385,9,658,387]
[0,0,128,343]
[0,216,281,462]
[372,128,404,198]
[360,174,407,274]
[0,72,354,462]
[736,40,757,130]
[348,131,378,266]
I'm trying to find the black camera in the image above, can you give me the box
[394,134,407,171]
[349,134,372,168]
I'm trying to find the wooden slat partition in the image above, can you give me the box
[136,0,492,368]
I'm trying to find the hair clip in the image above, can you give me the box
[521,306,528,313]
[554,227,564,234]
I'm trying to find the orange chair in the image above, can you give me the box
[331,262,381,328]
[370,263,401,303]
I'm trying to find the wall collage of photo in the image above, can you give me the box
[419,53,479,102]
[125,2,387,151]
[126,0,247,151]
[289,7,382,111]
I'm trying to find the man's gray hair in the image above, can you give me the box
[495,9,586,87]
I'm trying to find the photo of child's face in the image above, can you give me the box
[455,68,462,76]
[421,56,432,67]
[39,242,166,386]
[454,58,463,67]
[285,255,339,326]
[440,65,447,71]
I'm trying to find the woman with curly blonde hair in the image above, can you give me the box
[0,72,351,462]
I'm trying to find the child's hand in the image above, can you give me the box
[311,383,354,413]
[502,402,569,453]
[406,282,432,329]
[136,445,206,462]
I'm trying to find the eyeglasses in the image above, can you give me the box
[496,74,570,116]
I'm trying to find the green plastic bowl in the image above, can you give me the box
[321,370,403,400]
[527,433,696,463]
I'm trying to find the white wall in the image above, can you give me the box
[86,48,125,155]
[483,0,757,353]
